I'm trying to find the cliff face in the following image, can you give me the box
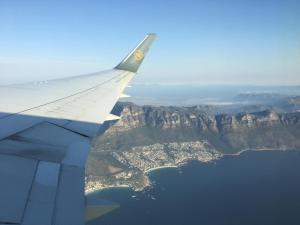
[95,103,300,153]
[106,104,219,133]
[107,103,299,133]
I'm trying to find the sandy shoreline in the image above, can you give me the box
[144,165,179,174]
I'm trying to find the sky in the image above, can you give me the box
[0,0,299,85]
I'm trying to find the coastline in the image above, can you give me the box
[86,185,131,195]
[85,148,296,194]
[85,155,221,194]
[144,165,178,174]
[225,148,294,157]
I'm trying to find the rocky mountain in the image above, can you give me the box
[85,102,300,192]
[94,102,300,153]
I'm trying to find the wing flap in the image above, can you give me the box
[0,155,38,224]
[53,165,85,225]
[22,162,60,225]
[0,123,90,225]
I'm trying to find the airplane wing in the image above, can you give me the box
[0,33,156,225]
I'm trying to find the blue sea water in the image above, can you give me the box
[87,150,300,225]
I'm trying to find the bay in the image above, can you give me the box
[88,150,300,225]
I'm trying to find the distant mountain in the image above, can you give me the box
[235,92,283,102]
[234,93,300,112]
[276,96,300,112]
[85,102,300,192]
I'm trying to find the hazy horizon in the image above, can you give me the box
[1,0,300,85]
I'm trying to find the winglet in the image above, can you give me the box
[115,33,156,73]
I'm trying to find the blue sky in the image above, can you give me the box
[0,0,299,85]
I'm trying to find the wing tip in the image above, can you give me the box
[115,33,156,73]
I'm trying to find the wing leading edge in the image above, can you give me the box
[0,33,156,225]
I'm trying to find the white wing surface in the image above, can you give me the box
[0,33,156,225]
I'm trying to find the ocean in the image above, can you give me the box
[87,150,300,225]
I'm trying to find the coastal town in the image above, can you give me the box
[85,141,222,193]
